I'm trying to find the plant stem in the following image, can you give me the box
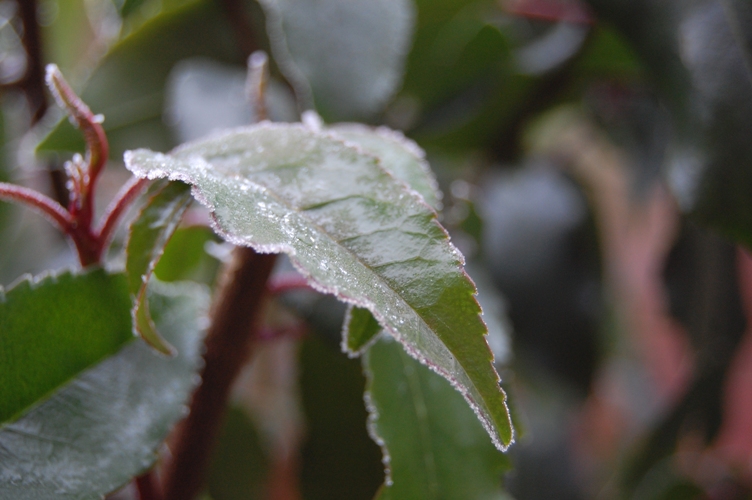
[163,248,277,500]
[0,182,74,232]
[96,176,150,256]
[135,470,162,500]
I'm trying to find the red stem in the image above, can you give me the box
[135,469,162,500]
[95,176,150,257]
[45,65,109,229]
[0,182,74,231]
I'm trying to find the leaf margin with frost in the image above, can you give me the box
[124,122,514,449]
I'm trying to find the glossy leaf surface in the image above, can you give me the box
[332,124,442,357]
[329,124,442,210]
[126,180,192,355]
[0,281,208,499]
[125,123,513,449]
[0,269,131,424]
[258,0,414,120]
[364,337,511,499]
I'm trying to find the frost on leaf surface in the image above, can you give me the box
[0,281,208,499]
[124,123,513,449]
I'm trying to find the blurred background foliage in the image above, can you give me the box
[2,0,752,498]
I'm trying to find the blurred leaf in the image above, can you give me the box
[364,336,511,499]
[38,0,244,158]
[258,0,415,121]
[584,0,752,247]
[299,335,383,500]
[119,0,148,18]
[40,0,96,77]
[126,180,192,355]
[0,268,131,425]
[154,225,220,283]
[344,305,382,355]
[570,25,643,78]
[0,280,208,499]
[401,0,507,109]
[125,123,514,449]
[207,406,269,500]
[625,224,746,491]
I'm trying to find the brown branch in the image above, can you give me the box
[214,0,259,58]
[16,0,46,124]
[163,248,277,500]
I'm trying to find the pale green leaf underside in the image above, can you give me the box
[0,281,208,499]
[126,180,193,355]
[365,337,511,499]
[0,269,132,425]
[124,123,513,449]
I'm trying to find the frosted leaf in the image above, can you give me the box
[0,281,208,499]
[328,123,442,210]
[124,123,513,450]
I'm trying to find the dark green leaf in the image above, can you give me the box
[0,280,208,499]
[258,0,415,120]
[364,336,511,499]
[154,225,221,283]
[344,305,382,355]
[126,180,192,355]
[207,406,270,500]
[125,123,514,449]
[299,335,383,500]
[0,268,131,424]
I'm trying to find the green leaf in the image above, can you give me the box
[344,305,382,355]
[154,225,221,283]
[332,124,442,357]
[0,280,208,499]
[0,268,132,425]
[206,406,270,500]
[258,0,415,121]
[126,180,192,355]
[329,124,442,210]
[37,0,244,157]
[299,335,384,499]
[364,336,511,499]
[124,123,514,449]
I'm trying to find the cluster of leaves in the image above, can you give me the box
[2,0,752,498]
